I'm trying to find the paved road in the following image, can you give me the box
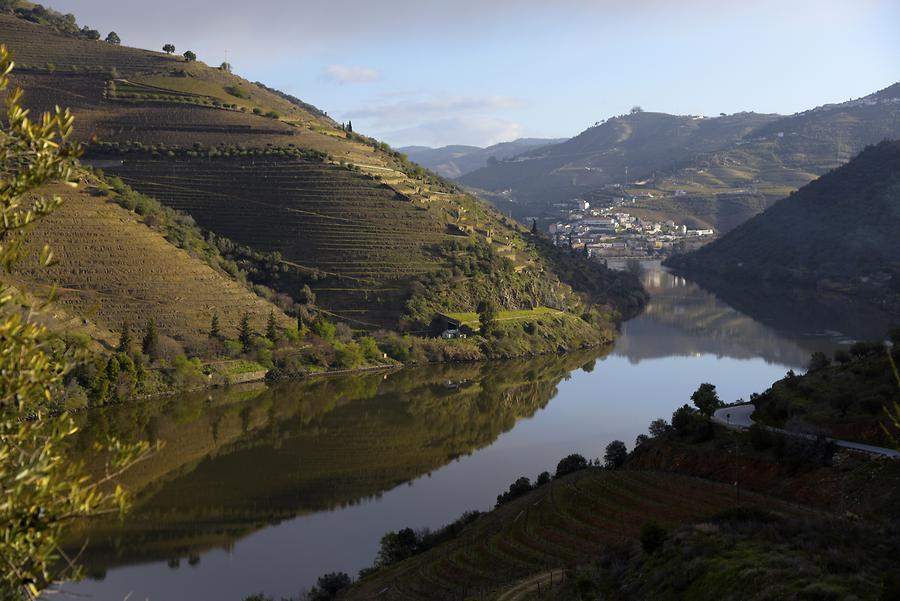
[713,404,900,459]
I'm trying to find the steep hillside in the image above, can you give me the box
[462,86,900,232]
[666,140,900,314]
[546,511,900,601]
[344,468,800,601]
[1,12,644,332]
[10,181,293,350]
[400,138,565,178]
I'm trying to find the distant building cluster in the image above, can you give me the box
[543,198,714,259]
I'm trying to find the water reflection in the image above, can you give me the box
[676,269,897,346]
[67,352,599,576]
[611,262,883,367]
[62,265,874,600]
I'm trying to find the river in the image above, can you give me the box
[62,264,869,600]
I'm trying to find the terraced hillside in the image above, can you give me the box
[100,156,452,326]
[345,468,799,601]
[10,182,293,349]
[0,13,645,331]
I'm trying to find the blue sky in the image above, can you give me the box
[49,0,900,148]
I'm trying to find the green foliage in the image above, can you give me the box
[183,50,197,62]
[105,31,120,45]
[640,522,667,554]
[162,43,175,54]
[753,334,900,446]
[691,382,721,417]
[117,321,132,353]
[298,283,316,306]
[555,453,588,478]
[142,319,159,358]
[0,47,150,599]
[476,298,498,337]
[648,418,670,437]
[495,476,532,507]
[307,572,351,601]
[225,84,248,99]
[334,341,365,369]
[209,312,221,339]
[672,404,713,442]
[311,319,336,341]
[604,439,628,469]
[808,351,830,372]
[239,313,253,352]
[265,311,278,343]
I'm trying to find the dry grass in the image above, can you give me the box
[11,183,293,348]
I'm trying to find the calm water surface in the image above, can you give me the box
[63,265,862,600]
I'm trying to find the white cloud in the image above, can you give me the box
[341,93,528,146]
[347,95,524,125]
[323,65,381,83]
[380,116,527,148]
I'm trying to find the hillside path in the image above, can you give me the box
[495,569,565,601]
[712,404,900,459]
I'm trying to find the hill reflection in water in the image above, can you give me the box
[68,351,599,574]
[612,263,882,367]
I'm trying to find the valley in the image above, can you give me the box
[0,3,898,601]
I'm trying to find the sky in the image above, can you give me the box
[48,0,900,148]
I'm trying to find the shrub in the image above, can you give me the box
[648,418,669,437]
[334,342,365,369]
[496,477,533,507]
[691,382,722,417]
[312,319,336,341]
[555,453,588,478]
[833,349,852,364]
[604,440,628,469]
[748,423,772,450]
[808,351,831,372]
[640,522,667,554]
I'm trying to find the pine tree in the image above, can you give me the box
[142,319,158,358]
[347,120,353,132]
[531,219,538,235]
[239,313,253,352]
[266,310,278,343]
[106,356,121,401]
[117,321,132,353]
[209,312,221,339]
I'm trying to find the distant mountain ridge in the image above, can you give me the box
[460,84,900,232]
[399,138,565,178]
[665,140,900,314]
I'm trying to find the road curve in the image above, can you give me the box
[712,404,900,459]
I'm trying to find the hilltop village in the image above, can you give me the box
[545,197,715,260]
